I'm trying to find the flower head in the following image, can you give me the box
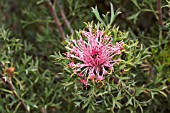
[66,26,124,85]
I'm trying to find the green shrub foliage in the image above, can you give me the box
[0,0,169,113]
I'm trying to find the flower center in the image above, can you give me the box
[90,50,104,66]
[91,49,101,60]
[92,53,99,59]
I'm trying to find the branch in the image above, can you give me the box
[157,0,166,37]
[40,107,47,113]
[47,0,65,39]
[56,1,74,34]
[0,73,29,112]
[157,0,163,26]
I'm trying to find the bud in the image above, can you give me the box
[4,67,15,77]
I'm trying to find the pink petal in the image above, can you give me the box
[97,76,104,81]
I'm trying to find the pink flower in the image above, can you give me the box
[80,79,88,86]
[68,61,75,68]
[97,76,104,81]
[78,72,83,77]
[89,72,95,82]
[66,26,124,85]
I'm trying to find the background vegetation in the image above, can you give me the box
[0,0,169,113]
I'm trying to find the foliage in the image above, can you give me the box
[52,4,168,113]
[0,0,170,113]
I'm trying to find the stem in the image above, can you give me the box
[40,107,47,113]
[47,0,65,39]
[56,1,74,34]
[157,0,163,26]
[0,74,29,112]
[157,0,166,37]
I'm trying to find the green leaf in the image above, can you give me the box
[82,97,92,109]
[74,101,81,107]
[109,3,121,26]
[0,88,13,94]
[128,11,141,23]
[131,0,141,10]
[92,6,104,24]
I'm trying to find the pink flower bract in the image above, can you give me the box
[66,26,124,85]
